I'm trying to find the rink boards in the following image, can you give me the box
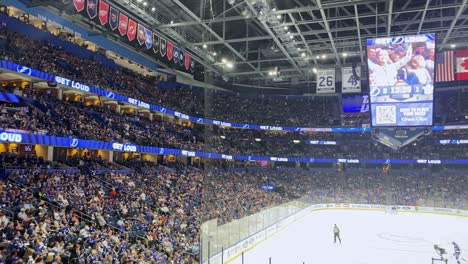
[203,203,468,264]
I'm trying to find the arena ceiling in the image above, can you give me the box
[36,0,468,89]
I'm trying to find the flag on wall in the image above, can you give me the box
[456,50,468,80]
[436,51,454,82]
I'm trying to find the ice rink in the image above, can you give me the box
[228,210,468,264]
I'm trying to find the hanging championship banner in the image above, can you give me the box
[109,7,118,30]
[118,13,128,36]
[173,47,180,64]
[144,28,153,49]
[153,34,160,54]
[167,42,173,61]
[87,0,98,19]
[127,19,137,41]
[316,68,335,93]
[184,53,191,70]
[73,0,85,12]
[342,66,361,93]
[98,0,109,26]
[178,50,184,66]
[136,23,145,45]
[160,38,167,56]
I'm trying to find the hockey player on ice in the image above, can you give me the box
[333,224,341,244]
[453,242,462,264]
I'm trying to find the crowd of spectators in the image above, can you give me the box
[0,24,340,127]
[1,159,467,263]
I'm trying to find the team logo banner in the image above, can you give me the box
[127,19,137,41]
[144,29,153,49]
[184,53,191,70]
[160,38,167,57]
[190,60,195,72]
[173,47,180,64]
[87,0,98,19]
[137,23,145,45]
[178,50,184,66]
[73,0,85,12]
[153,34,160,54]
[98,0,109,26]
[167,42,173,61]
[342,67,361,93]
[316,68,335,93]
[109,7,118,30]
[118,13,128,36]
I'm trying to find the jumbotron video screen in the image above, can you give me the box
[367,34,435,127]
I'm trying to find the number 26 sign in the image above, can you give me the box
[316,68,335,93]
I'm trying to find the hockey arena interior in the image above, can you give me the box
[0,0,466,263]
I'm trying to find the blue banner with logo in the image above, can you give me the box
[1,61,467,134]
[1,129,467,165]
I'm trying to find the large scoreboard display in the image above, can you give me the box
[367,34,435,127]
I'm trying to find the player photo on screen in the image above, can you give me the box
[367,34,435,127]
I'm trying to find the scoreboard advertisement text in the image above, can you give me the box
[367,34,435,127]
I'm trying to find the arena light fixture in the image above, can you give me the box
[212,52,217,56]
[203,44,207,49]
[170,20,174,24]
[451,44,456,48]
[312,68,317,73]
[222,58,227,63]
[151,7,156,11]
[321,54,327,59]
[293,140,300,144]
[226,62,234,69]
[276,15,282,19]
[301,52,306,57]
[290,35,294,39]
[220,135,226,139]
[143,1,147,6]
[316,55,320,59]
[284,26,288,30]
[342,53,348,57]
[255,138,262,142]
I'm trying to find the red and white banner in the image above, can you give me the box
[167,42,173,61]
[118,13,128,36]
[87,0,98,19]
[456,50,468,80]
[73,0,85,12]
[98,0,109,26]
[127,19,137,41]
[184,53,191,70]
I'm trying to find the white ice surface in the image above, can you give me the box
[228,210,468,264]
